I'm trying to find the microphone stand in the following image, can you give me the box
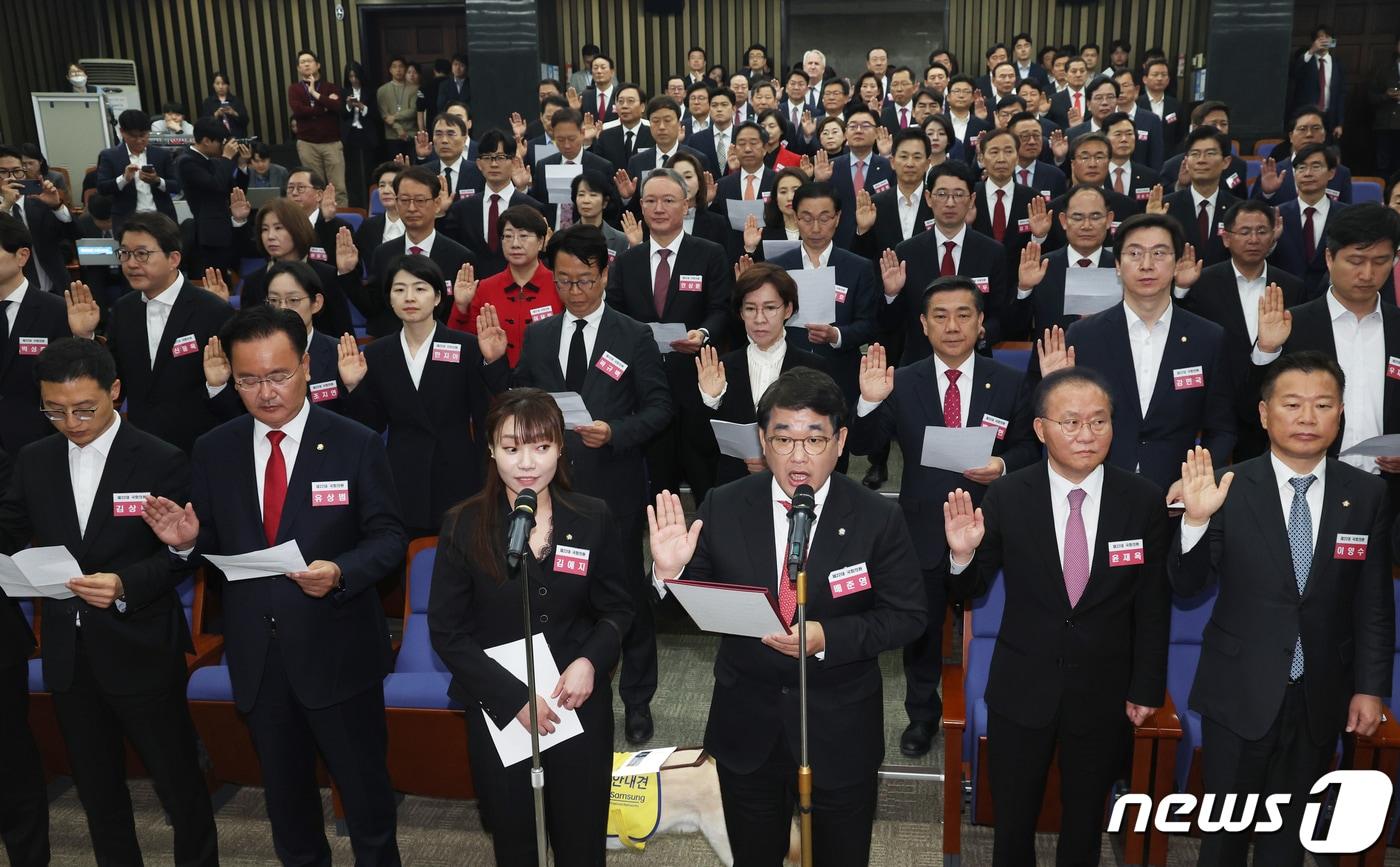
[796,561,813,867]
[512,552,549,865]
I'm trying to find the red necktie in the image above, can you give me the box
[1077,258,1093,267]
[599,92,607,117]
[940,240,957,277]
[1318,60,1328,111]
[1302,206,1317,262]
[653,249,671,317]
[853,159,866,191]
[943,369,962,428]
[992,190,1007,242]
[1073,91,1082,114]
[263,430,287,546]
[487,194,501,253]
[900,107,909,128]
[1019,168,1029,186]
[777,500,798,625]
[1197,201,1210,245]
[409,245,423,255]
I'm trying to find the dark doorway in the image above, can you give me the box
[359,5,468,89]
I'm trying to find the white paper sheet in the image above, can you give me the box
[547,391,594,430]
[0,546,79,600]
[919,425,999,473]
[710,420,762,460]
[203,540,309,582]
[664,579,789,637]
[533,143,559,162]
[1340,434,1400,458]
[761,240,800,260]
[789,267,838,328]
[647,322,689,354]
[1063,268,1123,316]
[481,633,584,767]
[612,746,678,777]
[725,199,767,231]
[544,163,583,205]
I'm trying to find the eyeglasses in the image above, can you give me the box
[0,168,25,179]
[846,122,876,131]
[556,277,598,291]
[741,302,786,319]
[640,196,683,208]
[766,434,833,455]
[1293,124,1325,135]
[234,372,297,391]
[929,190,969,202]
[1066,212,1108,224]
[40,408,98,422]
[397,196,434,208]
[500,231,539,244]
[1074,152,1109,163]
[796,213,836,226]
[478,153,511,164]
[1226,227,1272,238]
[1120,246,1176,263]
[284,184,317,194]
[1293,162,1329,175]
[265,295,310,308]
[1040,416,1111,436]
[116,248,163,263]
[1186,150,1223,160]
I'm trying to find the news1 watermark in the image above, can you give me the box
[1107,770,1395,853]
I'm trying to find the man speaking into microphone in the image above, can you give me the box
[649,367,925,866]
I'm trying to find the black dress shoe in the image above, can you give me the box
[899,720,938,757]
[862,462,888,490]
[625,705,654,745]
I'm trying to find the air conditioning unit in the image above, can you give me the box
[79,57,142,115]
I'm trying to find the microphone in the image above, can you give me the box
[505,489,538,572]
[785,484,816,583]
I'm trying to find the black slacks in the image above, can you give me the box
[465,679,614,867]
[986,705,1130,867]
[903,567,948,723]
[716,737,878,867]
[615,515,657,709]
[243,638,400,867]
[1198,683,1335,867]
[0,659,48,867]
[52,639,217,866]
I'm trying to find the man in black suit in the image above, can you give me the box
[581,54,619,123]
[1179,199,1304,461]
[1109,70,1166,170]
[650,367,926,867]
[94,109,181,233]
[1041,133,1135,254]
[622,97,709,190]
[440,130,545,280]
[0,214,71,455]
[177,118,250,273]
[971,128,1046,278]
[0,338,217,865]
[1250,204,1400,510]
[0,147,80,296]
[1012,33,1051,87]
[849,278,1038,758]
[944,366,1171,866]
[682,82,714,139]
[145,306,407,866]
[1062,76,1124,146]
[65,212,234,453]
[523,94,568,169]
[684,87,735,178]
[1138,60,1184,152]
[1102,112,1160,215]
[1251,106,1355,206]
[879,161,1011,363]
[1048,56,1091,127]
[944,76,991,160]
[282,167,354,274]
[418,113,481,201]
[590,83,652,172]
[604,168,731,503]
[827,107,893,250]
[709,122,778,250]
[529,108,613,229]
[1268,143,1347,299]
[515,225,672,744]
[1158,127,1238,266]
[851,129,935,261]
[1012,183,1117,335]
[879,67,921,136]
[1172,352,1391,865]
[1159,102,1250,197]
[1009,112,1069,200]
[1289,26,1346,139]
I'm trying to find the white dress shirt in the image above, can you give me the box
[399,328,434,389]
[253,398,311,518]
[144,274,185,366]
[934,353,975,427]
[1189,186,1220,230]
[481,183,516,236]
[1180,452,1326,554]
[439,155,468,196]
[1019,247,1100,300]
[768,477,831,587]
[654,144,680,171]
[69,415,123,537]
[705,337,789,410]
[648,234,684,297]
[2,279,28,333]
[1296,193,1330,255]
[1329,292,1385,473]
[739,167,766,201]
[949,112,971,142]
[890,224,965,306]
[557,302,606,382]
[381,215,405,244]
[983,178,1016,220]
[1125,300,1173,417]
[951,461,1104,572]
[404,230,437,256]
[116,147,165,213]
[896,182,924,241]
[1232,263,1268,345]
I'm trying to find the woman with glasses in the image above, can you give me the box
[354,162,405,266]
[569,170,631,259]
[337,254,509,536]
[816,115,846,161]
[695,263,829,492]
[755,109,804,169]
[230,196,356,338]
[446,205,559,367]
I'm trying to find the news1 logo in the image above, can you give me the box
[1107,770,1393,853]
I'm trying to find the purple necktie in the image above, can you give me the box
[1064,488,1089,607]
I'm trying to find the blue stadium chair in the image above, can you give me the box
[1165,585,1217,796]
[991,342,1032,372]
[1245,157,1262,189]
[240,257,265,281]
[1253,138,1283,157]
[369,187,384,216]
[1352,178,1383,205]
[338,209,365,233]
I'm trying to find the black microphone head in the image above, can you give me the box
[790,484,816,513]
[513,488,538,514]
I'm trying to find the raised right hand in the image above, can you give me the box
[65,281,100,338]
[1258,158,1284,195]
[859,342,895,403]
[1018,241,1048,291]
[452,262,478,313]
[1144,184,1166,215]
[879,249,906,297]
[613,168,636,201]
[337,333,368,391]
[1180,445,1234,527]
[515,694,562,735]
[1255,282,1292,353]
[203,335,231,388]
[141,496,200,549]
[742,214,762,252]
[854,188,877,234]
[414,130,432,160]
[1036,325,1076,374]
[647,491,702,582]
[695,345,726,399]
[944,489,985,563]
[229,187,251,221]
[621,211,644,247]
[812,149,833,182]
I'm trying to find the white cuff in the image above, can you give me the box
[1250,345,1283,366]
[207,383,227,398]
[231,216,248,227]
[116,176,130,190]
[170,545,193,559]
[948,551,974,574]
[855,396,882,417]
[1173,285,1190,300]
[830,327,842,349]
[651,565,681,597]
[883,293,898,304]
[1179,519,1208,553]
[700,383,726,410]
[1016,287,1033,300]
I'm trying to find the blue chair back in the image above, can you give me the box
[1353,181,1382,205]
[339,212,364,233]
[991,347,1031,372]
[964,570,1005,822]
[240,257,265,280]
[1246,160,1263,187]
[178,576,195,632]
[19,600,34,627]
[369,188,384,216]
[396,546,448,674]
[1167,585,1217,790]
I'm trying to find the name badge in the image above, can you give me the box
[311,480,350,507]
[1225,173,1241,189]
[1325,187,1340,201]
[444,280,454,296]
[457,189,473,200]
[834,285,848,304]
[596,350,628,380]
[310,380,339,403]
[308,246,328,262]
[17,336,47,356]
[1039,191,1052,201]
[981,413,1009,440]
[678,274,704,293]
[529,304,554,322]
[924,218,936,230]
[1136,129,1149,141]
[1110,220,1121,235]
[1165,112,1177,124]
[1173,365,1205,390]
[171,334,199,358]
[1017,218,1031,234]
[1334,533,1368,561]
[1388,357,1400,380]
[112,492,149,517]
[1217,223,1227,237]
[972,276,989,294]
[607,248,617,262]
[827,562,872,598]
[431,341,462,363]
[871,179,890,194]
[1135,188,1151,201]
[553,544,591,575]
[760,190,772,202]
[1108,539,1145,566]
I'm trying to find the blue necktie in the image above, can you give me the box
[1286,475,1316,681]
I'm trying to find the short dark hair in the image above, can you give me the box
[34,337,117,390]
[994,95,1027,113]
[985,42,1008,59]
[991,61,1018,78]
[926,160,974,193]
[686,80,714,98]
[265,259,324,300]
[1033,366,1115,419]
[733,262,799,317]
[289,166,326,189]
[756,367,848,433]
[792,181,839,214]
[549,108,584,132]
[1109,38,1132,53]
[118,212,182,254]
[1183,125,1230,156]
[734,120,769,145]
[393,166,441,197]
[1013,33,1033,46]
[1191,100,1230,125]
[546,223,610,272]
[1102,110,1135,133]
[785,69,811,86]
[86,194,113,221]
[688,46,707,59]
[118,109,151,132]
[1144,58,1171,77]
[1223,198,1275,229]
[1259,350,1345,400]
[920,275,984,314]
[822,77,849,96]
[1085,75,1120,99]
[476,128,512,156]
[219,306,308,362]
[1063,182,1110,210]
[160,101,185,117]
[445,101,471,118]
[1114,213,1185,260]
[710,86,735,105]
[432,113,469,137]
[891,127,931,157]
[1069,131,1111,159]
[370,161,400,188]
[0,212,32,254]
[192,117,227,143]
[250,141,272,160]
[1324,203,1400,255]
[616,82,645,103]
[1291,142,1336,170]
[1082,42,1101,53]
[979,127,1017,153]
[540,94,569,114]
[592,53,614,69]
[385,253,446,303]
[645,96,682,121]
[498,204,548,240]
[1112,68,1142,87]
[845,105,880,127]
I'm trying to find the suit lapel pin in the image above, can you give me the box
[1180,335,1188,343]
[1342,500,1350,508]
[565,533,573,541]
[316,443,325,451]
[838,527,846,536]
[984,382,991,389]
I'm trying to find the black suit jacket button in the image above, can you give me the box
[539,614,549,623]
[538,586,548,596]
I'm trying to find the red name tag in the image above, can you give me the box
[1108,539,1145,567]
[1225,173,1241,189]
[431,341,462,363]
[1135,188,1151,201]
[871,179,890,194]
[112,492,148,516]
[595,350,627,381]
[1136,129,1149,141]
[529,304,555,322]
[834,286,848,304]
[678,274,703,292]
[308,246,328,262]
[924,218,936,230]
[444,280,454,296]
[828,562,872,598]
[1326,188,1340,201]
[1335,534,1368,560]
[310,380,339,403]
[1039,191,1052,201]
[981,413,1009,440]
[171,334,199,357]
[17,337,47,356]
[1386,357,1400,380]
[972,276,989,294]
[1165,112,1177,124]
[1173,365,1204,390]
[607,248,617,262]
[1017,218,1031,234]
[457,189,473,199]
[553,544,591,575]
[311,480,350,507]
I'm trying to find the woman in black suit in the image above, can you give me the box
[336,254,510,536]
[353,161,406,267]
[740,166,808,258]
[198,71,250,138]
[231,196,356,337]
[428,388,632,867]
[695,262,829,494]
[668,151,732,251]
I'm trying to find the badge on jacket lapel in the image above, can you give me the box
[1108,539,1145,566]
[310,380,339,403]
[17,337,47,356]
[311,480,350,507]
[431,341,462,363]
[1172,366,1205,390]
[828,562,871,597]
[171,334,199,358]
[1387,356,1400,380]
[596,351,628,381]
[1334,534,1368,560]
[112,492,149,516]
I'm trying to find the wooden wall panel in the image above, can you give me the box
[0,0,103,144]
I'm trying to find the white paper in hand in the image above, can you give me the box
[547,392,594,430]
[647,322,689,353]
[726,199,766,231]
[1339,434,1400,458]
[533,143,559,162]
[203,540,309,582]
[0,546,80,599]
[544,163,583,204]
[761,240,800,260]
[481,633,584,766]
[789,267,837,328]
[710,420,762,460]
[920,425,999,473]
[1063,268,1122,316]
